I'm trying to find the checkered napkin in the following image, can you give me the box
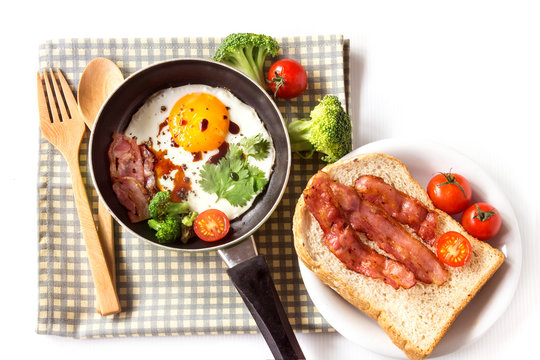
[37,35,350,338]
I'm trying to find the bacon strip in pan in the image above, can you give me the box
[108,132,157,222]
[304,173,416,289]
[355,175,438,245]
[111,177,151,223]
[326,173,448,285]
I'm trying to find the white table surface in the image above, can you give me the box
[1,1,538,359]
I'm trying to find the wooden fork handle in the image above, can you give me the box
[67,156,121,316]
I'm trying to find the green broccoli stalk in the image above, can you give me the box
[287,95,352,163]
[148,191,190,220]
[212,33,280,89]
[287,119,316,156]
[148,216,182,244]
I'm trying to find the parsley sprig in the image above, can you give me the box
[200,144,268,207]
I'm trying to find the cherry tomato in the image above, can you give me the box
[267,59,308,99]
[193,209,230,242]
[427,171,472,214]
[436,231,472,267]
[461,202,502,240]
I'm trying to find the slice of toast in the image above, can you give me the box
[293,153,504,360]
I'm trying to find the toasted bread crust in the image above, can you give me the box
[293,153,504,360]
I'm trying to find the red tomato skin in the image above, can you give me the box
[461,202,502,240]
[193,209,230,242]
[436,231,472,267]
[427,172,472,214]
[267,59,308,99]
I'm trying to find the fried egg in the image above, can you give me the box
[125,84,275,220]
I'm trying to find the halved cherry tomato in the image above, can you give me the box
[461,202,502,240]
[267,59,308,99]
[427,171,472,214]
[193,209,230,242]
[436,231,472,267]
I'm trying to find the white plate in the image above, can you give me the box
[299,138,522,358]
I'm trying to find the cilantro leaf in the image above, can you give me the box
[248,163,268,192]
[199,144,269,207]
[239,134,270,160]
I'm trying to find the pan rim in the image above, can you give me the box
[88,57,291,252]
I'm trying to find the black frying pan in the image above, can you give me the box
[88,59,304,359]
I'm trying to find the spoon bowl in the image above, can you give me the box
[78,58,124,127]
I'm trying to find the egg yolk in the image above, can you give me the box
[168,92,230,152]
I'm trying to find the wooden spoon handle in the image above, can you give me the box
[67,156,121,316]
[96,199,116,314]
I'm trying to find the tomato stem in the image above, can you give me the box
[437,171,466,197]
[473,204,497,221]
[268,70,286,98]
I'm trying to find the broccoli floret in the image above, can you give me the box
[179,225,194,244]
[181,211,198,227]
[148,216,182,244]
[147,192,195,244]
[148,191,189,220]
[212,33,279,89]
[287,95,352,163]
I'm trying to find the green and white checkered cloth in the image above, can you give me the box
[37,35,350,338]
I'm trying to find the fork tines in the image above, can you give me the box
[37,69,77,123]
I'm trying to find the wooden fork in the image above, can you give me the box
[37,69,121,316]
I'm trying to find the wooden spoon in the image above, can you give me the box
[78,58,124,314]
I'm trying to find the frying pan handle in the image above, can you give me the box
[226,254,305,360]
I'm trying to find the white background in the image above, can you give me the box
[1,0,538,359]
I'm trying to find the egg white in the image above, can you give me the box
[125,84,275,220]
